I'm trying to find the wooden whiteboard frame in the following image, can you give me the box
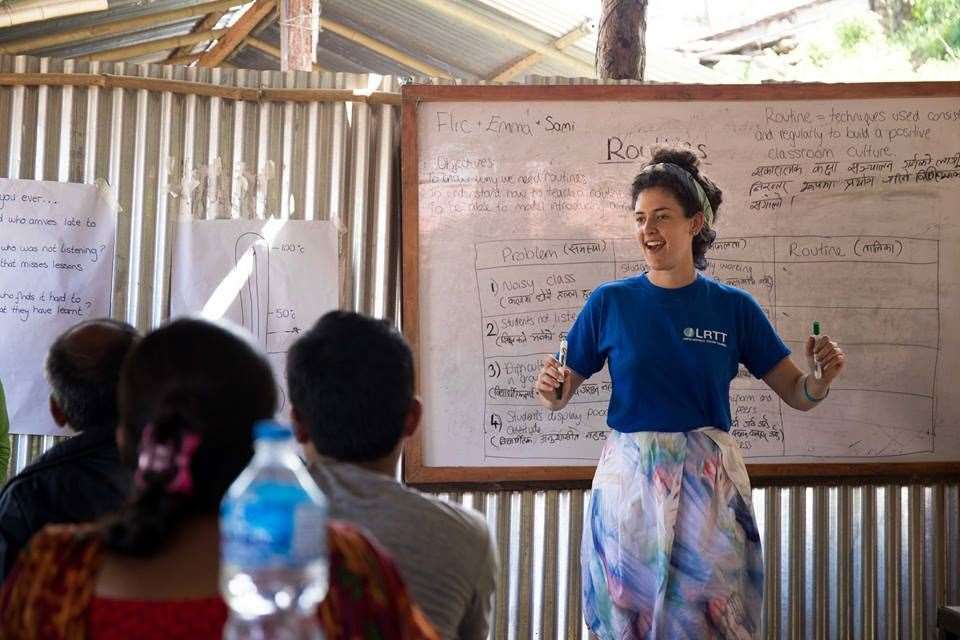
[401,81,960,488]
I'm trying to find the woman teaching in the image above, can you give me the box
[536,148,845,639]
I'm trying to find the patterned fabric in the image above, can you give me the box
[0,521,439,640]
[319,521,440,640]
[582,428,763,640]
[0,523,102,640]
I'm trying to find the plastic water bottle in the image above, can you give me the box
[221,421,328,639]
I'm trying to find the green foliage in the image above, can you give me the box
[896,0,960,61]
[806,42,829,67]
[837,18,876,50]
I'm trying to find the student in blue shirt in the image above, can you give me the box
[536,148,845,640]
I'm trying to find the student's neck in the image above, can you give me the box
[96,514,221,599]
[647,264,697,289]
[353,456,400,478]
[307,445,401,479]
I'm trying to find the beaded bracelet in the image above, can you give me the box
[802,374,829,403]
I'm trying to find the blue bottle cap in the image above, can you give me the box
[254,420,293,441]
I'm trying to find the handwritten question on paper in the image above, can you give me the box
[0,185,110,323]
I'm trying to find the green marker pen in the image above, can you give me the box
[812,321,822,380]
[556,339,568,400]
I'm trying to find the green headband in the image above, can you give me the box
[640,162,715,229]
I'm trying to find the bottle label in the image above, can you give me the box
[221,481,326,569]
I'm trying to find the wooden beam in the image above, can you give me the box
[165,53,203,66]
[488,20,592,82]
[244,36,327,72]
[280,0,318,71]
[197,0,277,68]
[0,0,241,55]
[320,17,451,78]
[244,35,282,59]
[412,0,594,76]
[1,0,107,28]
[79,29,227,62]
[166,9,227,62]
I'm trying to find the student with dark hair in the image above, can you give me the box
[288,311,497,640]
[0,318,439,640]
[0,318,138,579]
[537,148,847,639]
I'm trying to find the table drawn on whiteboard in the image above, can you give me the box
[474,233,939,462]
[475,236,939,459]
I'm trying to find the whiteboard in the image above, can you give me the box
[401,83,960,484]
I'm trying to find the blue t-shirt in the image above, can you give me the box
[565,273,790,433]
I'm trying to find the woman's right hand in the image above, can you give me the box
[536,355,567,410]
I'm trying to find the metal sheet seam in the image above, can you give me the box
[57,58,73,181]
[33,57,48,180]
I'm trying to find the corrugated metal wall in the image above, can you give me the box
[1,55,957,639]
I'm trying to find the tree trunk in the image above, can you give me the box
[596,0,648,80]
[870,0,913,34]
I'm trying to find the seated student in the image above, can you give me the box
[0,318,439,640]
[0,318,138,579]
[287,311,498,640]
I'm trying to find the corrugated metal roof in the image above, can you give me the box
[0,0,223,42]
[0,0,735,82]
[322,0,573,79]
[34,19,200,58]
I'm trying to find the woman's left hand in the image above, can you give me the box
[806,334,845,385]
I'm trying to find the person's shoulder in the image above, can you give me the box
[13,431,115,476]
[399,486,492,544]
[1,523,104,621]
[589,275,647,304]
[31,522,102,546]
[15,522,103,570]
[3,437,122,497]
[21,437,73,468]
[702,274,761,306]
[597,275,646,293]
[0,459,59,505]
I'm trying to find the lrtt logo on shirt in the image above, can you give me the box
[682,326,728,347]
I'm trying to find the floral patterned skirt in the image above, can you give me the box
[582,428,763,640]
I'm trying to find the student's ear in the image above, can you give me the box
[403,396,423,438]
[689,211,704,236]
[290,406,310,444]
[48,395,68,427]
